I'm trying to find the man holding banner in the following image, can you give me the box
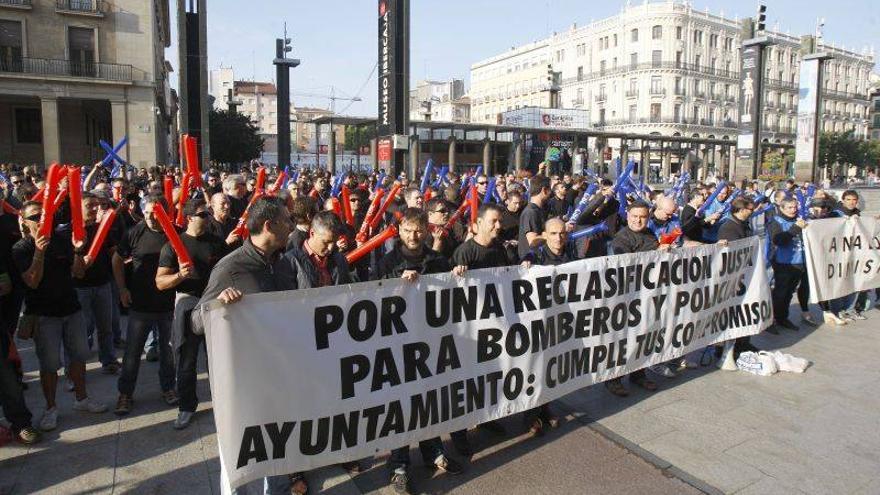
[376,208,464,495]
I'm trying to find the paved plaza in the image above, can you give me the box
[1,304,878,494]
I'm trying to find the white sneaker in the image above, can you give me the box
[648,364,676,378]
[72,397,108,414]
[801,312,819,326]
[718,341,738,371]
[823,311,848,325]
[39,407,58,431]
[840,310,866,321]
[173,411,194,430]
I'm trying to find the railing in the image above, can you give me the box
[0,56,132,82]
[650,88,666,96]
[673,88,686,96]
[822,88,869,101]
[592,116,739,128]
[765,78,797,91]
[56,0,106,14]
[594,94,607,102]
[0,0,32,7]
[694,91,706,99]
[560,61,742,86]
[765,101,776,108]
[625,90,639,98]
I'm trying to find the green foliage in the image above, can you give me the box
[344,126,376,152]
[209,109,264,164]
[817,130,877,170]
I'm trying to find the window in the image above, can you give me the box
[694,55,701,67]
[14,108,42,144]
[629,78,637,93]
[676,26,683,40]
[613,34,618,47]
[599,108,606,124]
[599,84,607,99]
[709,34,718,48]
[630,52,637,68]
[651,76,662,94]
[675,51,683,67]
[599,60,606,73]
[631,29,639,42]
[68,27,95,76]
[650,103,661,120]
[693,105,700,120]
[576,88,583,103]
[604,37,610,49]
[577,66,583,80]
[674,104,682,122]
[652,25,662,39]
[629,104,637,122]
[652,50,662,67]
[0,20,23,71]
[612,57,617,69]
[675,77,683,94]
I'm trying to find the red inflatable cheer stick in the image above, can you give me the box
[67,166,85,245]
[86,207,118,260]
[346,224,397,265]
[153,204,193,267]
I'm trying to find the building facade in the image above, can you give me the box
[0,0,174,167]
[869,74,880,141]
[208,67,278,137]
[470,1,874,165]
[409,79,471,123]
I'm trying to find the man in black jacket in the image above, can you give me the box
[193,196,307,495]
[607,201,666,397]
[376,208,463,494]
[283,211,351,289]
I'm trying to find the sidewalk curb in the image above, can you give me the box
[559,406,725,495]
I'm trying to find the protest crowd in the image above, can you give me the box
[0,151,877,495]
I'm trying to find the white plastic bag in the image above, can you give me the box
[770,351,810,373]
[736,351,778,376]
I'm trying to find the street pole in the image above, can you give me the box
[274,30,300,169]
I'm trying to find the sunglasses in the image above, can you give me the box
[430,208,449,214]
[477,181,488,185]
[23,213,41,222]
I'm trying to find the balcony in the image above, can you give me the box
[56,0,106,17]
[625,90,639,98]
[0,0,32,10]
[650,88,666,97]
[765,101,776,108]
[0,57,132,82]
[673,88,686,97]
[694,91,706,99]
[595,94,607,102]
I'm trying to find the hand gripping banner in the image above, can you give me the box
[203,237,772,491]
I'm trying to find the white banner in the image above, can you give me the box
[803,217,880,303]
[203,238,772,491]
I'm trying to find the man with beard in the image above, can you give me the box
[376,208,464,494]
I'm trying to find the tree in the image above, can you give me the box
[209,109,264,165]
[343,125,376,152]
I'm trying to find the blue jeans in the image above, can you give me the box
[109,279,123,343]
[76,283,116,366]
[117,311,175,396]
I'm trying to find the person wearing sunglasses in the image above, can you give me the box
[155,198,227,430]
[424,197,460,259]
[12,201,108,432]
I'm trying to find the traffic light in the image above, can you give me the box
[756,5,766,32]
[284,37,292,54]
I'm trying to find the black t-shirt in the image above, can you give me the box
[546,196,570,219]
[75,222,115,288]
[117,222,175,313]
[377,243,451,279]
[499,208,520,242]
[227,195,248,221]
[533,244,577,266]
[12,234,80,317]
[158,232,227,297]
[452,238,513,270]
[518,202,545,260]
[206,215,236,240]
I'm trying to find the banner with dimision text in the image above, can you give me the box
[803,216,880,303]
[204,237,772,491]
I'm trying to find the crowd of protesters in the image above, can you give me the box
[0,158,878,495]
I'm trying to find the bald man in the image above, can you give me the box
[648,196,682,245]
[207,192,239,246]
[532,218,577,266]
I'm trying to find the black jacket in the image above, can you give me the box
[283,245,352,289]
[611,227,659,254]
[376,242,450,279]
[717,216,753,242]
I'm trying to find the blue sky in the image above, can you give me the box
[170,0,879,116]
